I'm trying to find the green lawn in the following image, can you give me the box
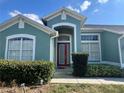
[1,84,124,93]
[48,84,124,93]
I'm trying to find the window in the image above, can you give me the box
[58,35,70,42]
[81,34,100,61]
[6,34,35,61]
[81,35,98,41]
[81,43,100,61]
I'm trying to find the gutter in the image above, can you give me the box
[51,31,59,38]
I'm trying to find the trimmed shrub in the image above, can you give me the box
[72,53,88,77]
[86,64,123,77]
[0,60,55,85]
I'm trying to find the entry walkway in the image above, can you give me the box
[53,67,124,85]
[51,78,124,85]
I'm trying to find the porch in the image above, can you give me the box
[54,67,73,78]
[51,24,75,68]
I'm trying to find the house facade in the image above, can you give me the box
[0,8,124,68]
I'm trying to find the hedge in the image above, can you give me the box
[72,53,88,77]
[86,64,123,77]
[0,60,55,85]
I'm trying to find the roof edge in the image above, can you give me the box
[0,14,57,35]
[42,7,86,21]
[81,27,122,34]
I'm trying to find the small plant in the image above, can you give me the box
[10,80,17,87]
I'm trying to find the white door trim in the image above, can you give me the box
[57,34,72,66]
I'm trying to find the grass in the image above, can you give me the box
[49,84,124,93]
[0,84,124,93]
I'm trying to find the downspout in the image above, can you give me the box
[118,34,124,68]
[50,31,59,62]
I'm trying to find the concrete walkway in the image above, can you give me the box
[51,78,124,85]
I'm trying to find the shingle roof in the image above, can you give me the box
[83,24,124,33]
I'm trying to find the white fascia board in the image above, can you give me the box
[81,28,122,34]
[43,8,86,22]
[0,15,57,36]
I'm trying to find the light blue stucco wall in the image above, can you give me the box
[81,31,121,63]
[0,14,121,64]
[46,15,82,52]
[0,23,50,61]
[101,31,121,63]
[46,13,121,63]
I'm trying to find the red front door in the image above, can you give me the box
[57,43,70,67]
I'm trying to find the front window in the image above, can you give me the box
[6,35,35,61]
[81,34,100,61]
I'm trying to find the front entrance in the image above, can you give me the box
[57,43,70,67]
[56,34,71,68]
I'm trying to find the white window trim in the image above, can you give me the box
[5,34,36,61]
[57,34,71,43]
[81,33,100,42]
[88,61,120,67]
[81,33,102,62]
[81,41,100,43]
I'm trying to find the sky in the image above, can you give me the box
[0,0,124,25]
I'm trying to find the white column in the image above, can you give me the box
[50,38,54,62]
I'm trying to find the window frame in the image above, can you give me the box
[81,33,100,43]
[57,34,71,43]
[81,33,102,62]
[5,34,36,61]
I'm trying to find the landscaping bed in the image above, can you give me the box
[86,64,123,77]
[0,60,55,85]
[0,84,124,93]
[71,53,124,77]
